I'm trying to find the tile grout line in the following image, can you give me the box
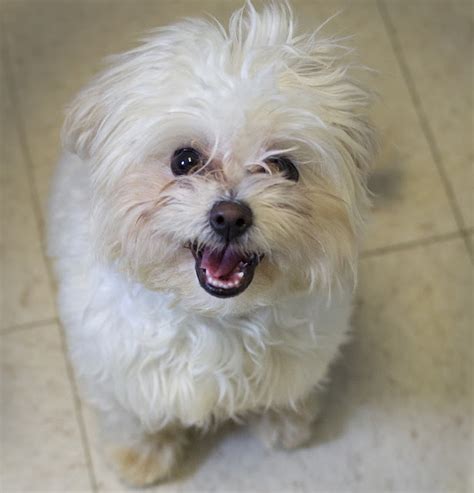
[1,26,99,493]
[376,0,473,263]
[361,229,473,259]
[1,317,59,335]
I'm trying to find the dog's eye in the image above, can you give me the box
[171,148,203,176]
[265,156,299,182]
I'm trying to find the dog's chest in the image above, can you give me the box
[78,293,339,429]
[70,272,349,429]
[118,313,323,427]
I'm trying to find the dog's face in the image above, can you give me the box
[63,4,374,315]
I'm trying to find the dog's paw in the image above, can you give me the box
[254,393,323,450]
[106,430,186,487]
[256,410,314,449]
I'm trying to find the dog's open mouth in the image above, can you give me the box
[189,242,263,298]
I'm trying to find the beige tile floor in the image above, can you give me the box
[0,0,472,492]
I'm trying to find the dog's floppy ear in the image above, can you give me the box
[62,84,102,160]
[61,72,112,160]
[337,119,377,177]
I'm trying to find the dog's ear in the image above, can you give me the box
[337,119,377,178]
[61,76,107,160]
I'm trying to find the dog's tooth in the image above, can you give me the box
[206,275,218,287]
[205,270,246,290]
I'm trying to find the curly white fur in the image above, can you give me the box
[48,1,375,486]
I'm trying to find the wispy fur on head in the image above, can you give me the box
[62,1,375,315]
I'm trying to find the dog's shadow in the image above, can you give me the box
[306,333,363,447]
[172,421,240,482]
[368,143,404,205]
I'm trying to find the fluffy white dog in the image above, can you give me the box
[49,1,375,486]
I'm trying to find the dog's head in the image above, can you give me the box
[62,3,375,315]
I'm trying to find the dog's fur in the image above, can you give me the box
[48,2,375,486]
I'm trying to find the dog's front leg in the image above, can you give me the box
[253,389,323,450]
[96,406,188,487]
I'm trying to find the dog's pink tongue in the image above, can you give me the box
[201,246,242,279]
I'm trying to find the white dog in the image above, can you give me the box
[48,1,375,486]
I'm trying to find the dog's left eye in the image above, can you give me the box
[265,156,299,182]
[171,148,203,176]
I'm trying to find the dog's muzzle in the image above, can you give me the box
[191,243,262,298]
[187,200,262,298]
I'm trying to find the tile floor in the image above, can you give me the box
[0,1,472,492]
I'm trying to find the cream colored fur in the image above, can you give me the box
[48,2,374,486]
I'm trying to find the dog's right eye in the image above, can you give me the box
[171,148,203,176]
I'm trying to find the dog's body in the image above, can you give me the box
[49,3,374,486]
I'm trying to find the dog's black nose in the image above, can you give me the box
[210,200,253,241]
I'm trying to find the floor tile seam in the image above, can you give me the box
[1,317,59,335]
[1,24,98,493]
[376,0,473,263]
[361,229,473,258]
